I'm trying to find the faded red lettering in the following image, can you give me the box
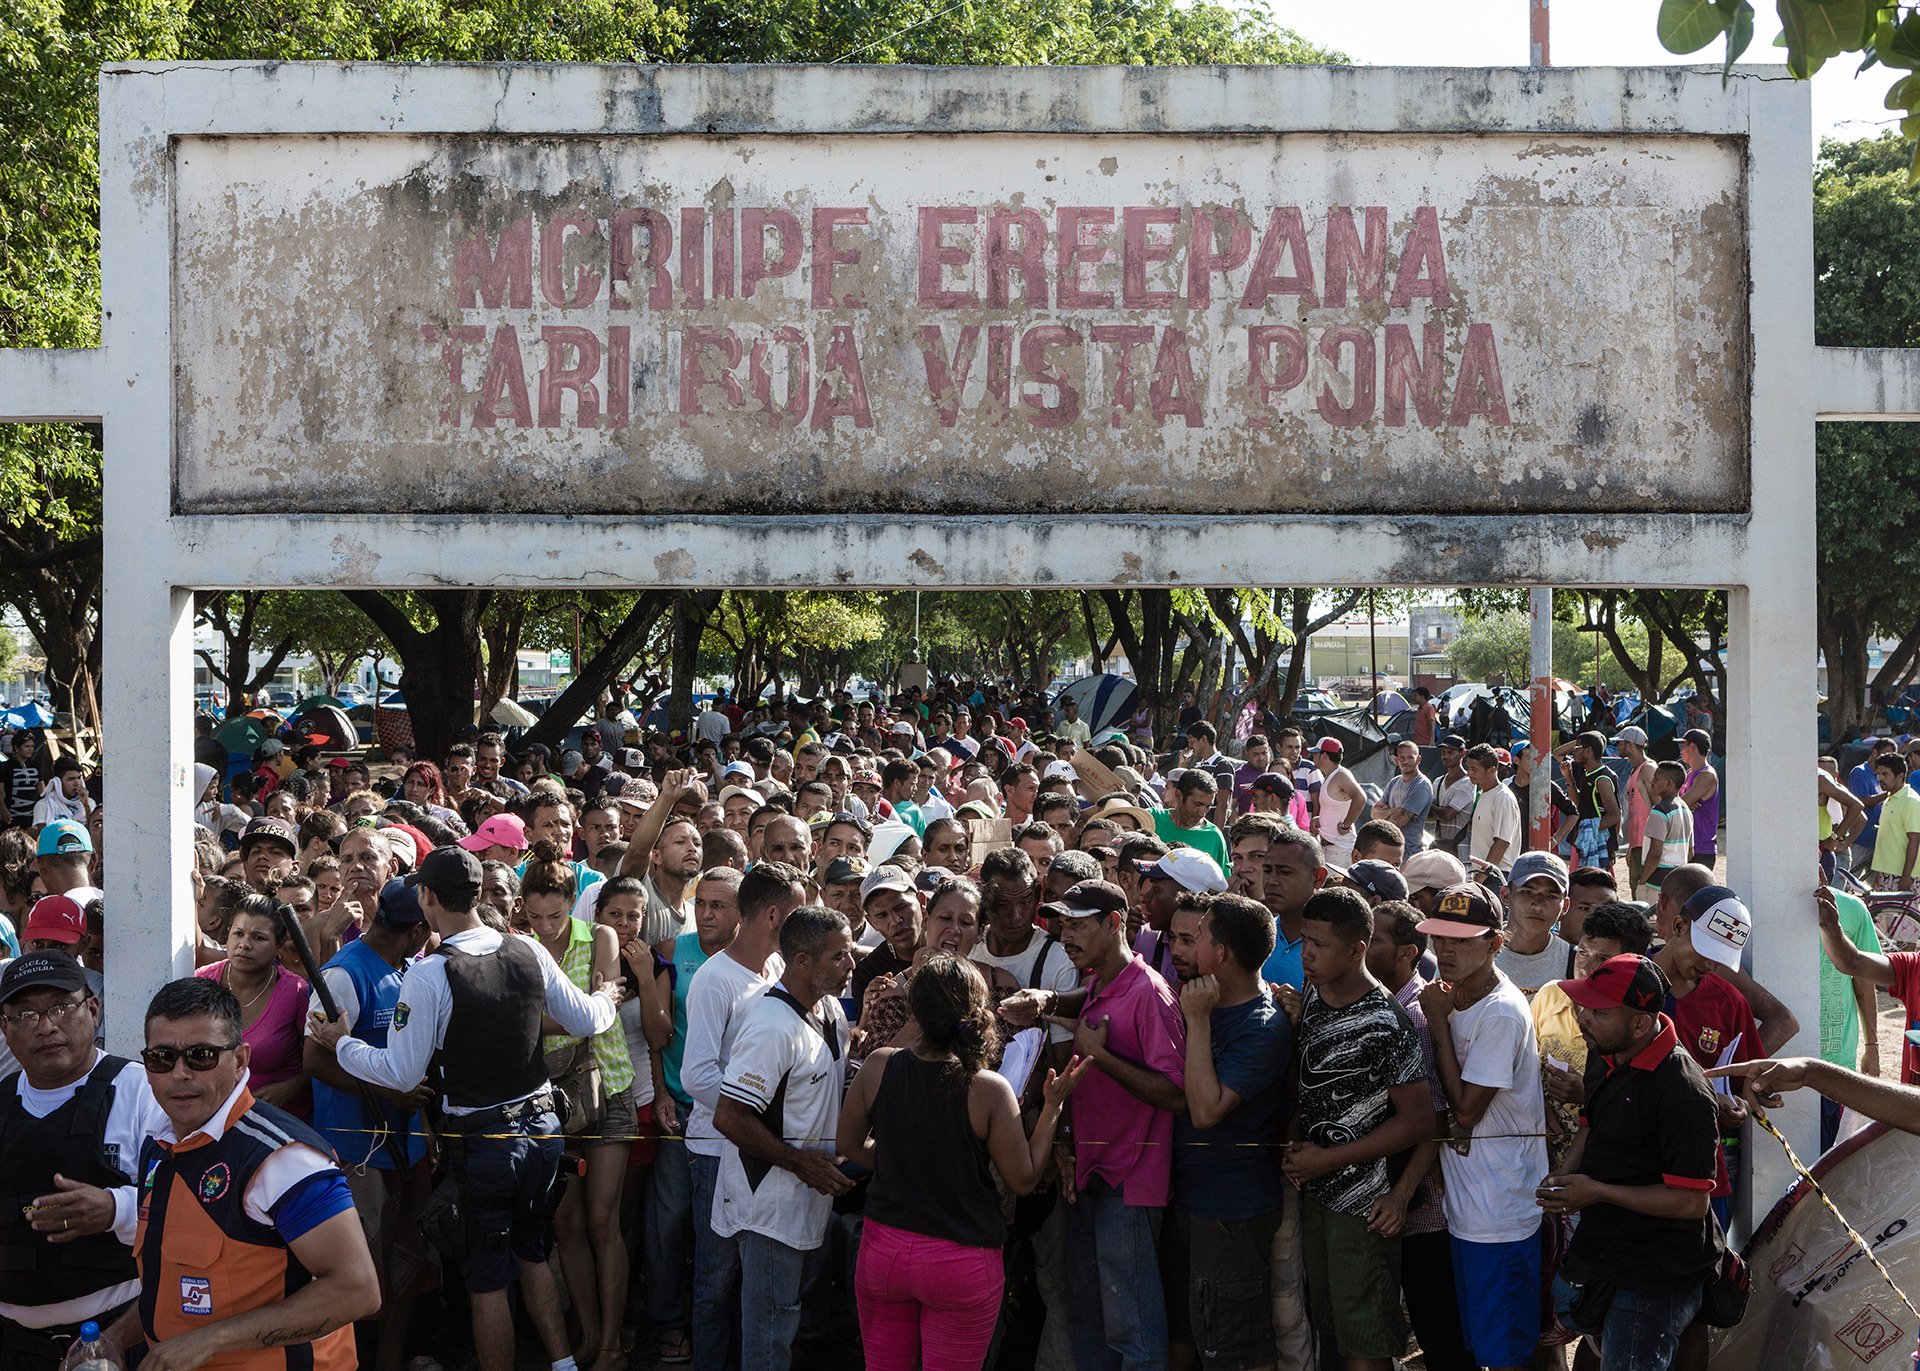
[1449,322,1510,426]
[679,326,742,417]
[1185,210,1251,306]
[472,325,532,428]
[750,326,810,429]
[606,326,630,429]
[1122,208,1181,309]
[811,324,874,428]
[1091,324,1154,423]
[711,208,736,300]
[1149,329,1202,428]
[986,325,1013,415]
[918,208,979,309]
[1021,325,1081,429]
[428,323,487,426]
[812,209,868,309]
[1056,208,1115,309]
[540,213,603,309]
[539,326,602,427]
[454,215,532,309]
[1390,207,1450,308]
[610,209,673,311]
[1241,209,1318,309]
[1247,325,1308,407]
[1383,322,1446,426]
[1323,207,1387,307]
[741,209,803,299]
[918,324,982,428]
[680,209,706,310]
[985,208,1048,309]
[1317,326,1376,426]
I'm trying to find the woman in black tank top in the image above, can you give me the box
[836,954,1089,1371]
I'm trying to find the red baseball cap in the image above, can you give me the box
[24,894,87,946]
[1558,954,1669,1012]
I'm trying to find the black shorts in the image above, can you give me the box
[457,1109,564,1293]
[1162,1205,1282,1371]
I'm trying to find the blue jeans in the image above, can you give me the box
[1554,1273,1703,1371]
[1065,1174,1167,1371]
[645,1126,693,1332]
[739,1232,810,1371]
[688,1152,740,1371]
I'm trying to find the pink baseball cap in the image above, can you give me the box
[459,813,529,853]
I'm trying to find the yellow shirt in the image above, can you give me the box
[1530,981,1587,1170]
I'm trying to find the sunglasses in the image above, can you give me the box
[141,1041,241,1074]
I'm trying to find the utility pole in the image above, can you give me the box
[1527,0,1555,852]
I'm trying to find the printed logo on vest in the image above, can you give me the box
[198,1162,231,1202]
[393,1003,411,1029]
[180,1276,213,1316]
[143,1158,161,1190]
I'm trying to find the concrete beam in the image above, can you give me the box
[0,348,104,423]
[1814,345,1920,420]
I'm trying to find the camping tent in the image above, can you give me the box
[214,715,271,758]
[289,703,356,750]
[1054,674,1138,738]
[0,702,52,731]
[1292,706,1393,786]
[295,695,348,712]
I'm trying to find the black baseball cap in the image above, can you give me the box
[1250,771,1295,800]
[406,846,483,902]
[823,856,869,886]
[238,816,299,857]
[0,949,90,1006]
[1439,734,1468,750]
[1041,880,1130,922]
[1416,882,1504,938]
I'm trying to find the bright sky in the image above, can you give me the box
[1262,0,1901,152]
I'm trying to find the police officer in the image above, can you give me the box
[308,846,623,1371]
[0,951,166,1371]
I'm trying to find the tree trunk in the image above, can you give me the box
[477,597,529,722]
[668,590,723,734]
[1819,598,1877,738]
[342,590,492,761]
[519,591,675,753]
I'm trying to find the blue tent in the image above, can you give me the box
[0,702,52,731]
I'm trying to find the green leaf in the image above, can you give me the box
[1780,0,1865,69]
[1723,0,1756,75]
[1660,0,1732,52]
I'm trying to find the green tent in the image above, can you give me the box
[296,695,347,711]
[213,715,271,757]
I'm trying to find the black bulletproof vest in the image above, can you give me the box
[430,935,548,1109]
[0,1056,140,1306]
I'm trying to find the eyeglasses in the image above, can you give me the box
[140,1041,241,1074]
[0,996,92,1031]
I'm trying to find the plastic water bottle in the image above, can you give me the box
[60,1321,123,1371]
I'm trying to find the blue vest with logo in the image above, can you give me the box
[311,938,425,1169]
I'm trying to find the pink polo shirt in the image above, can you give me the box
[1073,953,1187,1207]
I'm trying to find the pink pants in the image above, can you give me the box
[855,1218,1005,1371]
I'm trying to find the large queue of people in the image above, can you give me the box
[0,680,1912,1371]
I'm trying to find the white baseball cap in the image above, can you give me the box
[1144,848,1228,895]
[1043,761,1079,783]
[1682,885,1752,974]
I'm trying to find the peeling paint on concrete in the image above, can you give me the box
[170,130,1748,517]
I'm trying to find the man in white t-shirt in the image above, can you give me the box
[680,862,806,1371]
[1464,744,1522,876]
[1416,883,1549,1371]
[713,907,856,1371]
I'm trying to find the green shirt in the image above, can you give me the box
[1822,890,1883,1068]
[1151,809,1231,873]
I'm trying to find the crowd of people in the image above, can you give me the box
[0,676,1917,1371]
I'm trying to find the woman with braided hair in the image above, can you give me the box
[838,952,1089,1371]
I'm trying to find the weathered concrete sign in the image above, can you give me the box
[173,131,1747,516]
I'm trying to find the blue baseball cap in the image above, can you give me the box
[376,878,427,925]
[36,820,91,857]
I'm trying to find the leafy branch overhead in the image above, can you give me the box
[1658,0,1920,173]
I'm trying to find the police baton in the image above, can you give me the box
[277,900,341,1021]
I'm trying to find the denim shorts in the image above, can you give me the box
[457,1108,564,1293]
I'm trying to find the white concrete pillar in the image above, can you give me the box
[99,68,198,1052]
